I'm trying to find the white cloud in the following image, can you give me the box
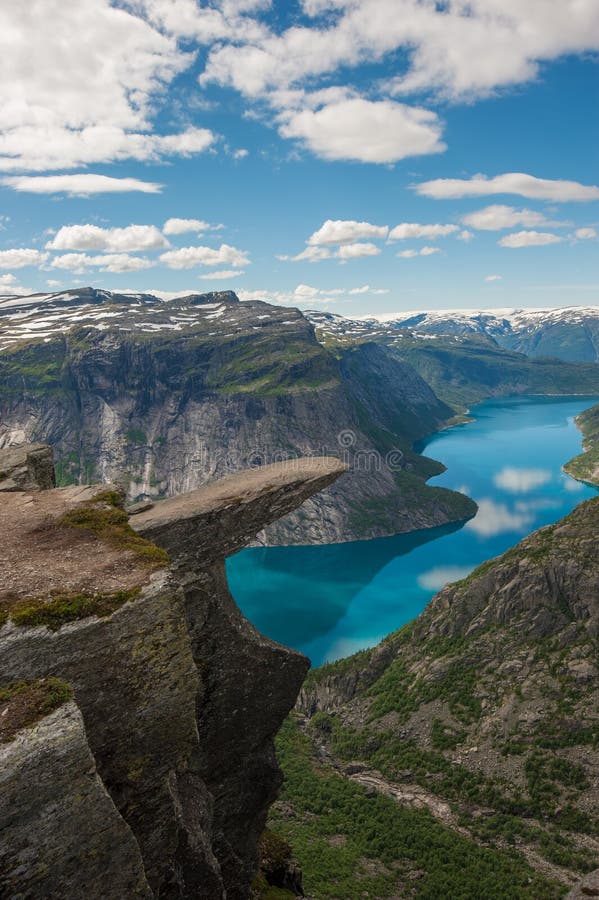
[457,230,474,242]
[336,242,381,260]
[0,125,216,173]
[307,219,388,246]
[159,243,250,269]
[466,498,533,537]
[418,565,476,591]
[279,246,332,263]
[462,204,564,231]
[416,173,599,202]
[163,218,211,235]
[202,0,599,104]
[388,223,458,240]
[50,253,153,273]
[279,97,445,164]
[0,274,17,286]
[47,224,169,252]
[348,284,389,295]
[2,175,163,195]
[499,231,563,248]
[46,279,62,287]
[0,2,222,172]
[485,274,502,282]
[198,269,244,279]
[494,467,552,493]
[397,246,440,258]
[0,249,48,269]
[575,227,597,240]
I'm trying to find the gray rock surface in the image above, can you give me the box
[0,701,151,899]
[0,442,55,492]
[0,450,344,898]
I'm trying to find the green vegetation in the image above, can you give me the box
[8,587,142,630]
[59,491,169,567]
[125,428,147,444]
[0,678,73,742]
[269,718,564,899]
[564,402,599,486]
[386,335,599,413]
[0,337,69,398]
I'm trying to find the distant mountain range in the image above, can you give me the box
[309,305,599,363]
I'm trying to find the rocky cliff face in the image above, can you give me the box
[0,288,475,544]
[0,444,345,899]
[295,497,599,891]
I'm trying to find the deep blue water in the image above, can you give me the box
[226,396,599,666]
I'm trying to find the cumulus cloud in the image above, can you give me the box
[575,227,597,240]
[0,3,220,172]
[278,97,445,163]
[1,175,163,195]
[416,173,599,202]
[498,231,563,248]
[308,219,388,246]
[198,269,244,279]
[202,0,599,104]
[279,246,333,263]
[388,223,458,240]
[0,125,216,173]
[159,243,250,269]
[46,224,169,253]
[494,467,552,493]
[237,283,389,306]
[163,218,211,235]
[485,274,502,282]
[336,242,381,260]
[397,246,440,258]
[0,249,48,269]
[50,253,154,273]
[462,204,563,230]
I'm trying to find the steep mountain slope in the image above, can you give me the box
[308,309,599,412]
[565,403,599,486]
[276,497,599,896]
[0,288,474,544]
[371,307,599,364]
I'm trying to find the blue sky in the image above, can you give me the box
[0,0,598,316]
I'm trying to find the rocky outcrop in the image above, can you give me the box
[0,442,55,492]
[0,288,476,544]
[0,446,346,898]
[0,700,151,899]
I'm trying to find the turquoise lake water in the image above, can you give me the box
[226,396,599,666]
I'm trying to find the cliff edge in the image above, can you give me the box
[0,444,346,899]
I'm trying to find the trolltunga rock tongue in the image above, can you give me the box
[0,447,346,899]
[131,456,348,566]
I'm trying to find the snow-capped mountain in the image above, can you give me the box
[306,306,599,363]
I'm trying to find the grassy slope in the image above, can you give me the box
[386,335,599,412]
